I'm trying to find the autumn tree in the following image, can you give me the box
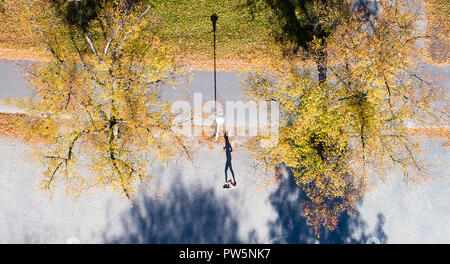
[247,0,350,83]
[423,0,449,64]
[11,0,189,199]
[244,0,447,236]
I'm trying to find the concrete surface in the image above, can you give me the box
[0,61,449,244]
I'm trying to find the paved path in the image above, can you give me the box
[0,61,449,243]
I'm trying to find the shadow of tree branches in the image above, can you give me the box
[104,169,387,244]
[103,175,242,244]
[268,166,387,244]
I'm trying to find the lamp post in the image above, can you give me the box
[211,14,224,141]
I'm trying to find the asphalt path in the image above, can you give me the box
[0,61,449,243]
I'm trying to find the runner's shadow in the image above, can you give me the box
[224,133,236,187]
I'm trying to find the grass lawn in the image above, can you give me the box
[152,0,277,69]
[0,0,447,68]
[0,0,280,70]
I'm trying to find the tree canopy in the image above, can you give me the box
[12,0,189,199]
[0,0,447,239]
[244,0,447,236]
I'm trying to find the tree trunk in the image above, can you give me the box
[317,48,327,84]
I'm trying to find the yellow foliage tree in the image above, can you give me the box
[12,0,189,199]
[245,0,447,236]
[423,0,449,64]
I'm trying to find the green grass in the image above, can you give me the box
[0,0,279,68]
[150,0,277,67]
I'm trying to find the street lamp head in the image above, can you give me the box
[210,13,218,31]
[215,114,225,125]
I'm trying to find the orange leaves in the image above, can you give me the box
[9,0,189,200]
[244,0,445,238]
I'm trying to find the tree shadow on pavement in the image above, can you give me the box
[268,166,387,244]
[352,0,379,17]
[103,169,387,244]
[103,175,242,244]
